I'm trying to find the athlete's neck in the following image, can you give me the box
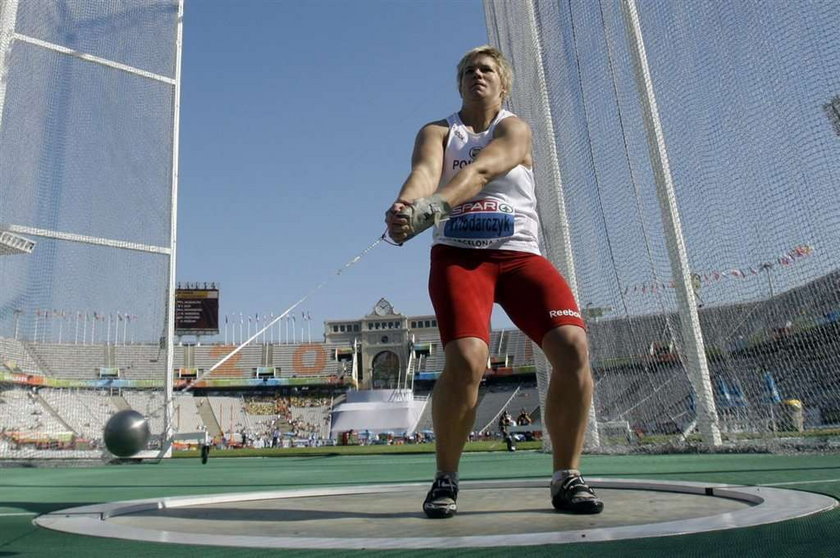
[458,103,502,134]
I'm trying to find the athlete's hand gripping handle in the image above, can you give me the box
[389,194,451,243]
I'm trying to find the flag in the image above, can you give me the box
[763,372,782,404]
[715,377,733,408]
[730,380,748,408]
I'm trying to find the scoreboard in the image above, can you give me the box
[174,286,219,336]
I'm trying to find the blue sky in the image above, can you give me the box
[175,0,509,340]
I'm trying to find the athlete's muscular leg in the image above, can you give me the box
[541,325,593,471]
[432,336,489,473]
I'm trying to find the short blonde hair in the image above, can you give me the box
[456,45,513,102]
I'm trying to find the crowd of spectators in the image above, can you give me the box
[232,394,334,449]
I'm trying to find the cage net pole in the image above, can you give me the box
[163,0,186,454]
[620,0,720,446]
[0,0,20,132]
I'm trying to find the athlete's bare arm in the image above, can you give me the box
[386,115,532,244]
[398,120,448,202]
[437,116,532,208]
[386,120,447,243]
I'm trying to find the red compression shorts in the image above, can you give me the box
[428,244,586,347]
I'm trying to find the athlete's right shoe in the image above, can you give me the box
[422,474,459,518]
[551,472,604,514]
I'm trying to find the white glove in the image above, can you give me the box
[397,194,452,241]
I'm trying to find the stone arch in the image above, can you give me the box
[371,350,400,389]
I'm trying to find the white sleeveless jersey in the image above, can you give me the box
[431,110,542,254]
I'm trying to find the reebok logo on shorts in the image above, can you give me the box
[549,309,581,319]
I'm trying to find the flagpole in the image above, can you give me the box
[13,309,21,340]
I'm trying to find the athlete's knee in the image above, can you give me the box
[542,326,590,372]
[443,337,489,383]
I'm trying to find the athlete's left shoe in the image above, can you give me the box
[551,472,604,514]
[423,474,459,518]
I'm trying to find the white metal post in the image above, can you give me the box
[164,0,186,451]
[352,339,360,387]
[621,0,721,446]
[0,0,20,133]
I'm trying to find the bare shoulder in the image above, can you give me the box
[417,119,449,139]
[495,115,532,137]
[494,115,533,167]
[412,119,449,155]
[410,119,449,166]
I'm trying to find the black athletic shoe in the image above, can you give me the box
[551,473,604,514]
[423,474,458,518]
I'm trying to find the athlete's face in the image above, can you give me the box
[459,55,505,102]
